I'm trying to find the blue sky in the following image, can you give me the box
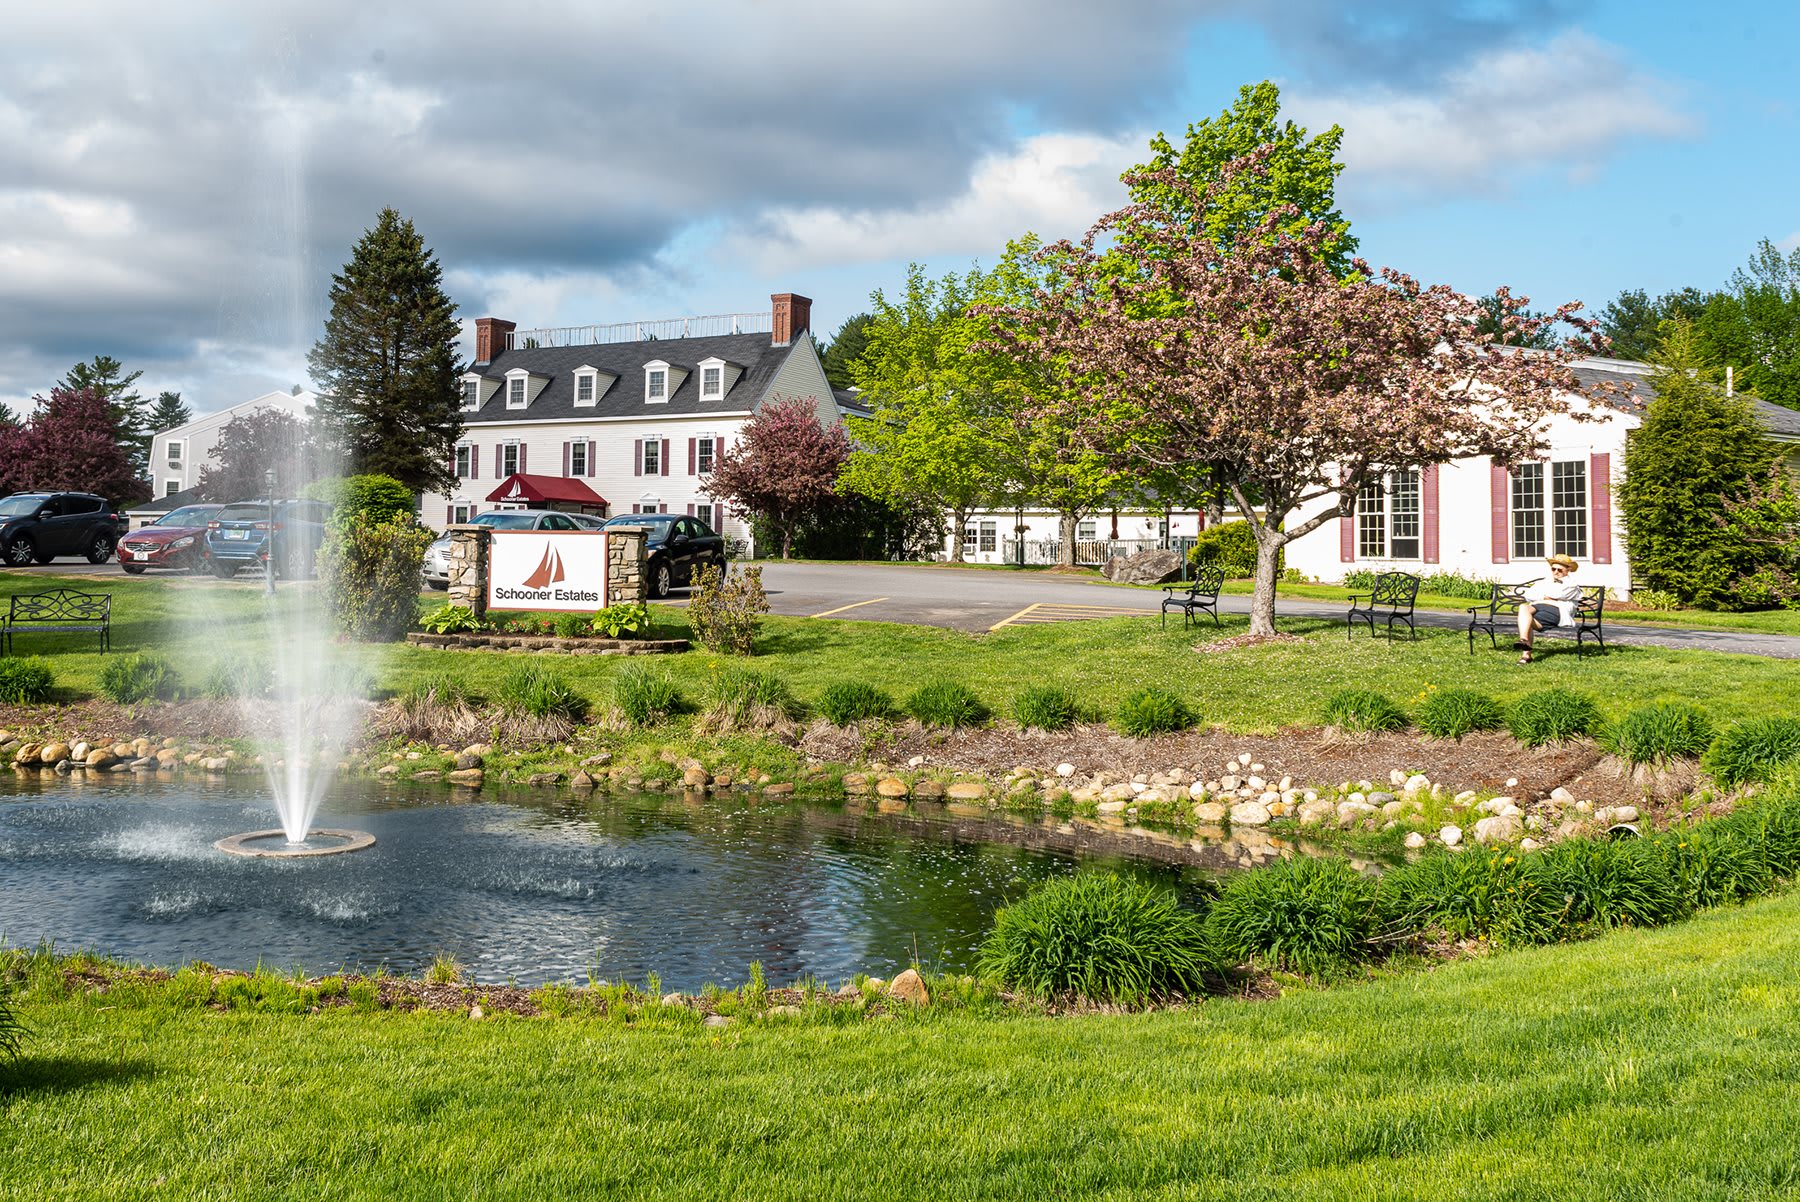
[0,1,1793,417]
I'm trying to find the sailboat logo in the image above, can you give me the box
[522,545,565,589]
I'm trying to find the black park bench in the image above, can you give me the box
[1346,571,1421,641]
[1162,563,1225,629]
[1468,582,1608,657]
[3,588,113,655]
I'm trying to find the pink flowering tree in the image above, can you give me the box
[0,387,145,502]
[708,394,851,559]
[982,154,1605,636]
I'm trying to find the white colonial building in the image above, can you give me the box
[424,292,849,555]
[147,389,316,501]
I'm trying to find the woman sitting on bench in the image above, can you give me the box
[1516,554,1582,665]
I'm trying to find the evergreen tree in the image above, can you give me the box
[308,208,462,495]
[0,401,18,431]
[1618,321,1779,608]
[146,390,192,434]
[821,313,875,390]
[59,355,151,478]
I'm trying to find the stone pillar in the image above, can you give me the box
[607,528,648,605]
[446,524,492,619]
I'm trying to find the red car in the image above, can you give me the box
[117,504,224,574]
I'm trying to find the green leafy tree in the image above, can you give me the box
[59,355,151,479]
[1619,321,1783,607]
[1599,287,1712,362]
[1718,238,1800,408]
[308,208,463,494]
[1129,80,1357,277]
[1474,293,1559,348]
[0,401,19,430]
[146,390,192,434]
[822,313,875,390]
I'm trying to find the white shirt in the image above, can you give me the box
[1529,578,1583,623]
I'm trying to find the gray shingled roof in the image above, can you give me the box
[1567,355,1800,439]
[1751,397,1800,440]
[463,331,797,423]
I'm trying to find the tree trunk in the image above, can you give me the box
[1058,511,1078,568]
[781,525,792,559]
[948,506,968,563]
[1248,528,1283,636]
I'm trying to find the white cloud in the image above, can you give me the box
[1779,231,1800,253]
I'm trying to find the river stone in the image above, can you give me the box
[527,772,562,786]
[1229,801,1272,826]
[1192,801,1227,823]
[683,765,709,788]
[912,780,944,799]
[1404,831,1428,849]
[944,781,988,800]
[1439,825,1464,847]
[1336,800,1377,827]
[570,770,596,790]
[376,764,401,777]
[1550,786,1576,804]
[762,782,795,797]
[446,768,484,785]
[39,742,70,765]
[112,743,134,759]
[887,968,930,1006]
[453,752,482,771]
[85,748,117,769]
[876,777,909,798]
[134,738,154,759]
[1297,799,1336,827]
[841,773,870,795]
[1096,799,1129,815]
[1100,548,1182,584]
[1474,814,1523,845]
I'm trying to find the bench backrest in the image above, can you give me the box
[1371,572,1420,606]
[7,589,112,622]
[1188,564,1225,597]
[1574,585,1606,621]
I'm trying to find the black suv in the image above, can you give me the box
[0,492,128,567]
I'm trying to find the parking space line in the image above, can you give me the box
[989,603,1042,631]
[810,596,889,619]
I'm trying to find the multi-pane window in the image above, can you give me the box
[647,370,666,401]
[165,479,180,497]
[502,443,520,476]
[701,366,722,398]
[641,439,661,475]
[455,445,471,478]
[694,503,715,529]
[1077,520,1097,542]
[1512,460,1586,560]
[507,378,526,408]
[978,521,998,553]
[696,436,716,474]
[570,442,587,477]
[576,374,594,404]
[1357,470,1421,559]
[1357,479,1386,558]
[462,380,479,410]
[167,441,183,464]
[962,524,978,555]
[453,504,471,524]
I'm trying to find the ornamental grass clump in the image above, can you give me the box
[1114,687,1197,737]
[1205,856,1378,975]
[1414,688,1505,740]
[1379,849,1564,945]
[497,662,588,721]
[614,664,684,727]
[1604,702,1714,768]
[1660,821,1775,912]
[98,652,179,704]
[1013,685,1079,732]
[978,872,1218,1005]
[905,681,989,728]
[0,977,24,1060]
[1537,837,1684,934]
[1507,688,1605,748]
[1701,717,1800,790]
[703,668,802,730]
[0,657,54,704]
[815,681,896,727]
[1320,689,1407,734]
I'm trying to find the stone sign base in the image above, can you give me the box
[406,632,689,655]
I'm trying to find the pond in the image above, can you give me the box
[0,775,1235,990]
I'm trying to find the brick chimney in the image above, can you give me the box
[473,317,516,365]
[770,293,812,347]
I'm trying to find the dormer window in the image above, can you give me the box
[508,378,526,408]
[701,366,721,398]
[502,368,549,411]
[646,362,668,403]
[462,380,480,411]
[576,373,595,404]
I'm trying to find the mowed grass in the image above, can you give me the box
[6,570,1800,734]
[4,891,1799,1199]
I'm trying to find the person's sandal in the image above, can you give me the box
[1518,650,1533,665]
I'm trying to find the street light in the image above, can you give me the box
[264,469,276,598]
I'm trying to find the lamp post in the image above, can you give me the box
[264,469,276,598]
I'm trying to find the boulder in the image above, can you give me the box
[1474,815,1523,845]
[1297,799,1336,827]
[1439,824,1464,847]
[887,968,930,1006]
[1336,800,1377,827]
[762,782,795,797]
[945,781,989,801]
[1404,831,1428,850]
[1100,548,1183,585]
[1192,801,1228,823]
[1229,801,1272,827]
[570,771,596,790]
[39,742,70,765]
[682,765,709,789]
[453,752,483,771]
[1055,762,1077,778]
[876,777,910,799]
[1096,800,1129,816]
[85,748,117,770]
[445,768,484,785]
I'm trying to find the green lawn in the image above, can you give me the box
[4,890,1798,1199]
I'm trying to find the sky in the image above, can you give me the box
[1,0,1795,419]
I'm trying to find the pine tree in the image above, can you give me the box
[59,355,151,479]
[308,208,462,496]
[821,313,875,390]
[146,391,192,434]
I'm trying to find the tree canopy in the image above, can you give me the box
[58,355,154,481]
[308,208,462,495]
[196,409,326,502]
[707,395,851,559]
[147,391,192,435]
[821,313,876,390]
[0,387,144,502]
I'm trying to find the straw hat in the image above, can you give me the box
[1546,554,1578,572]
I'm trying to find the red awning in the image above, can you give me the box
[484,473,610,508]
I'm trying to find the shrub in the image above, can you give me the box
[591,602,651,639]
[400,671,481,709]
[1507,688,1605,748]
[978,872,1219,1005]
[1631,588,1683,611]
[1013,685,1078,732]
[705,668,802,728]
[687,564,769,655]
[0,657,54,704]
[1186,520,1266,578]
[1538,838,1684,933]
[497,662,588,721]
[418,604,481,635]
[318,514,435,641]
[1415,689,1505,740]
[816,681,896,727]
[1660,821,1774,912]
[1114,687,1196,737]
[615,664,684,726]
[1605,702,1714,767]
[905,681,989,728]
[1206,856,1378,975]
[553,612,589,638]
[1320,689,1407,734]
[0,978,23,1060]
[1702,717,1800,789]
[305,474,416,529]
[1417,571,1500,601]
[98,652,179,703]
[203,659,273,700]
[1379,849,1565,944]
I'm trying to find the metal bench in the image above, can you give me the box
[1346,572,1421,640]
[1162,563,1225,629]
[1467,582,1607,656]
[3,588,112,654]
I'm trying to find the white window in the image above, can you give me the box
[462,380,480,411]
[164,479,180,497]
[979,521,998,553]
[641,439,661,475]
[1076,520,1097,542]
[1511,460,1588,561]
[633,499,668,515]
[453,504,472,524]
[575,372,595,406]
[696,435,716,474]
[647,369,666,401]
[507,378,526,409]
[1551,461,1589,559]
[455,445,471,479]
[962,524,978,554]
[701,366,722,398]
[694,503,715,529]
[570,442,587,477]
[167,440,183,465]
[502,443,520,476]
[1357,469,1421,559]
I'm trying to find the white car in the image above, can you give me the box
[421,510,603,588]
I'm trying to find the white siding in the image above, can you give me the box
[758,340,838,419]
[146,390,314,497]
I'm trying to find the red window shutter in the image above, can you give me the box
[471,447,478,479]
[688,438,697,475]
[494,445,501,478]
[659,504,668,514]
[686,503,695,516]
[586,440,596,477]
[446,506,453,526]
[660,439,670,476]
[1490,461,1510,564]
[1339,496,1355,563]
[1591,453,1613,564]
[633,439,642,477]
[562,441,570,476]
[1422,464,1441,564]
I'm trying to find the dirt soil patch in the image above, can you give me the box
[0,699,251,743]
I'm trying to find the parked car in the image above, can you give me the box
[203,499,333,578]
[421,509,599,589]
[601,513,727,598]
[0,492,128,567]
[116,504,225,575]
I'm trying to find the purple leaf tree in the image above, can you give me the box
[707,395,850,559]
[0,387,144,502]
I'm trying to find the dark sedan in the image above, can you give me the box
[203,499,333,578]
[116,505,224,574]
[601,513,727,598]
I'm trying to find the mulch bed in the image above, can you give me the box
[0,699,251,743]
